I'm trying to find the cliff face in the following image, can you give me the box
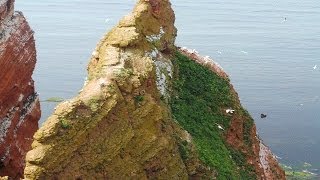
[177,49,285,179]
[24,0,284,179]
[0,0,40,178]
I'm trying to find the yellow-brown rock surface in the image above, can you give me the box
[24,0,284,179]
[25,0,207,179]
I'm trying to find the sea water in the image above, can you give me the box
[16,0,320,173]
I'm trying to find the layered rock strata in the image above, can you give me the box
[0,0,40,178]
[24,0,284,179]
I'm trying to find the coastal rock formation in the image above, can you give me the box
[180,49,285,179]
[24,0,284,179]
[0,0,40,178]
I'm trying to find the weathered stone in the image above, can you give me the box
[24,0,284,179]
[0,0,40,178]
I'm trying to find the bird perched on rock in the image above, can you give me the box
[215,123,224,130]
[226,108,235,114]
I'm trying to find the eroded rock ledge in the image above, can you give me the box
[24,0,284,179]
[0,0,40,178]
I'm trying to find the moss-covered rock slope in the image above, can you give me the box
[24,0,285,179]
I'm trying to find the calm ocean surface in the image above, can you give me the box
[16,0,320,171]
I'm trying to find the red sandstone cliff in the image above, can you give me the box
[0,0,40,178]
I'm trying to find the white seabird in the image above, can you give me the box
[92,51,99,58]
[313,65,317,70]
[241,50,248,54]
[282,17,287,23]
[226,108,235,114]
[215,123,225,130]
[191,49,198,54]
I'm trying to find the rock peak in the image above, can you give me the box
[24,1,187,178]
[24,0,284,179]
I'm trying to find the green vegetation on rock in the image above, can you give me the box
[282,164,318,180]
[178,140,190,161]
[134,95,144,103]
[23,0,285,178]
[60,118,71,129]
[171,52,256,179]
[242,108,254,147]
